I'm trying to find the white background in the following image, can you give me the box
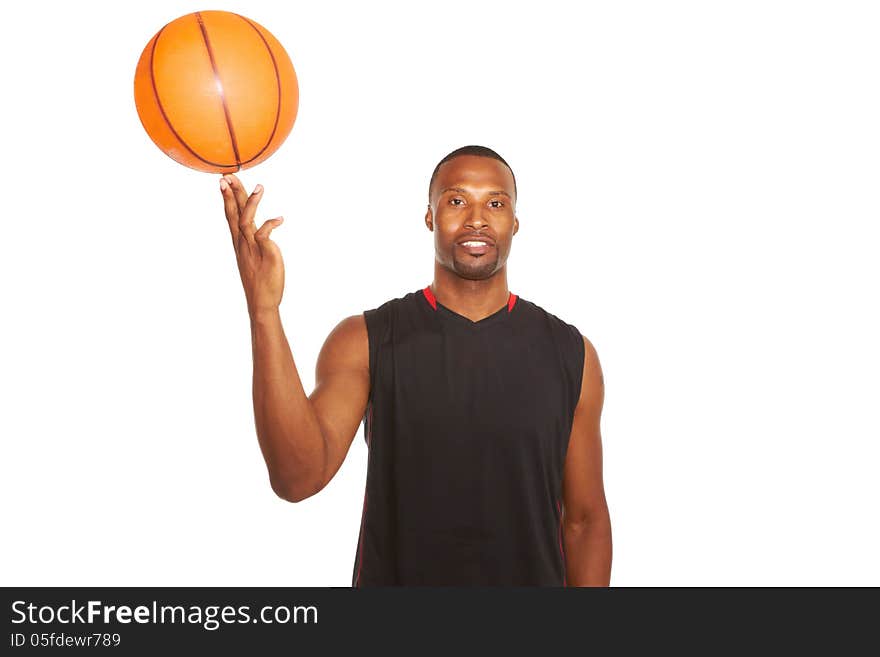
[1,0,877,586]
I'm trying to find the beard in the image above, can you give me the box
[451,249,501,280]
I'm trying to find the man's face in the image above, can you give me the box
[426,155,519,281]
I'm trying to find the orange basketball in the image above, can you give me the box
[134,10,299,173]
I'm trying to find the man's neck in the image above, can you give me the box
[430,270,510,323]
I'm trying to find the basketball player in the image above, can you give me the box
[219,146,612,586]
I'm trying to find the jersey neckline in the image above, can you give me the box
[421,285,518,328]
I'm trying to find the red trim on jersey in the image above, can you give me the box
[422,285,437,310]
[422,285,518,313]
[557,497,567,587]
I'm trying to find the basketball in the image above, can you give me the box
[133,10,299,173]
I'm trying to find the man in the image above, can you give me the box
[219,145,611,586]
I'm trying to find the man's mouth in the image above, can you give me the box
[458,241,491,255]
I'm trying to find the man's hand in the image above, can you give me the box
[220,174,285,316]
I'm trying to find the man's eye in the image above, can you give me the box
[450,198,464,206]
[490,200,504,208]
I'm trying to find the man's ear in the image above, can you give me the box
[513,215,519,236]
[425,205,433,231]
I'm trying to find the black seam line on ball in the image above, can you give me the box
[234,13,283,166]
[196,11,242,170]
[150,22,237,170]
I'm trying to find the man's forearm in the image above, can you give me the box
[563,513,613,586]
[250,309,325,501]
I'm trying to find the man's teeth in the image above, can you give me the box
[461,241,488,247]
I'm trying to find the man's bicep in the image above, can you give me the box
[562,336,607,526]
[309,314,371,487]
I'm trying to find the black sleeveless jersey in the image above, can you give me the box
[352,286,585,586]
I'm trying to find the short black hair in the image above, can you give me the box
[428,145,517,204]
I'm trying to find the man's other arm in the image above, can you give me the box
[561,335,612,585]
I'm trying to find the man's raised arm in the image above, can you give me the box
[220,174,369,502]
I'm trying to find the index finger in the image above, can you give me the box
[222,173,249,215]
[220,176,241,240]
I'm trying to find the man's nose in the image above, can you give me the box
[467,205,488,228]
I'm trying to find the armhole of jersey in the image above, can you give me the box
[363,304,390,409]
[363,309,377,408]
[560,323,587,469]
[572,325,586,413]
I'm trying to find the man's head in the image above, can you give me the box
[425,145,519,281]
